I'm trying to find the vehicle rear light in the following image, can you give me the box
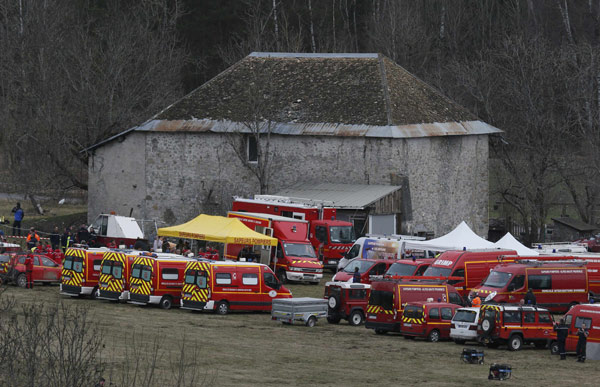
[469,325,478,330]
[451,323,456,329]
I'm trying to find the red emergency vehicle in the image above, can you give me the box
[422,249,518,296]
[550,303,600,355]
[60,247,106,298]
[2,252,62,287]
[180,260,292,314]
[470,261,589,313]
[227,212,323,284]
[232,196,355,270]
[400,301,461,341]
[332,258,398,284]
[324,281,371,325]
[128,252,194,309]
[365,280,464,334]
[97,250,137,301]
[384,258,434,278]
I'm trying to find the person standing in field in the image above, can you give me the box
[25,254,34,289]
[49,226,61,250]
[553,318,568,360]
[576,322,589,363]
[11,202,24,236]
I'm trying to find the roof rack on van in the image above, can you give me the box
[364,234,425,241]
[514,259,587,267]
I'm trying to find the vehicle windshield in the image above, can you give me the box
[132,264,152,281]
[283,243,316,258]
[482,271,513,288]
[386,262,416,276]
[423,266,451,277]
[329,226,356,244]
[343,259,373,273]
[453,310,477,323]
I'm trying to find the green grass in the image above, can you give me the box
[2,276,599,386]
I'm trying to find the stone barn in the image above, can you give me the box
[86,52,500,238]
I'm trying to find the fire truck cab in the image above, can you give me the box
[232,196,356,270]
[227,212,323,284]
[180,261,292,314]
[60,247,107,298]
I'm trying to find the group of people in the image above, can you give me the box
[554,318,589,362]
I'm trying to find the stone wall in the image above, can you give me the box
[88,131,489,237]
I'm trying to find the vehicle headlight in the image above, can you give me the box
[290,267,301,272]
[316,269,323,273]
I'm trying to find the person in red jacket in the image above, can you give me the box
[24,254,34,289]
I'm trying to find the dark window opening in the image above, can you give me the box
[247,135,258,163]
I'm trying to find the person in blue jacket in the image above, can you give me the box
[11,202,24,236]
[352,267,361,283]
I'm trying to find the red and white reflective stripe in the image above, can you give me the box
[6,235,50,240]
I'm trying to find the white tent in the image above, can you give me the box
[492,233,539,256]
[402,221,497,252]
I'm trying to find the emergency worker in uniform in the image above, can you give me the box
[352,267,361,283]
[576,322,589,362]
[24,254,34,289]
[553,318,569,360]
[524,289,536,305]
[471,296,481,307]
[26,228,40,250]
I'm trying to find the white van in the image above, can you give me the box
[450,307,481,344]
[339,235,431,269]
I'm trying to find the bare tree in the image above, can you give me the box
[0,0,187,194]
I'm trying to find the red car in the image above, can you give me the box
[3,252,62,287]
[400,301,461,342]
[332,258,397,284]
[324,281,370,325]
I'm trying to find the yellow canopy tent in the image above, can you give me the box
[157,214,277,246]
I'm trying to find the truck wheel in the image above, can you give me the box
[349,310,364,326]
[90,287,98,300]
[216,300,229,315]
[508,334,523,351]
[277,269,287,284]
[16,273,27,288]
[327,315,341,324]
[550,341,559,355]
[306,316,317,327]
[159,296,173,310]
[428,329,441,342]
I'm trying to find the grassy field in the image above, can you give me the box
[2,274,599,387]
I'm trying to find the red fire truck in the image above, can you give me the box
[232,196,355,270]
[60,247,106,298]
[128,252,195,309]
[227,211,323,284]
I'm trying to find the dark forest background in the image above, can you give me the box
[2,0,600,243]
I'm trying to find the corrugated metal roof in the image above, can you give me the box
[85,118,501,152]
[249,52,379,59]
[134,119,501,137]
[275,183,402,209]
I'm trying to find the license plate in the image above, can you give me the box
[368,315,376,319]
[329,260,338,264]
[100,282,108,287]
[404,323,412,327]
[184,293,192,298]
[63,276,71,281]
[304,274,314,278]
